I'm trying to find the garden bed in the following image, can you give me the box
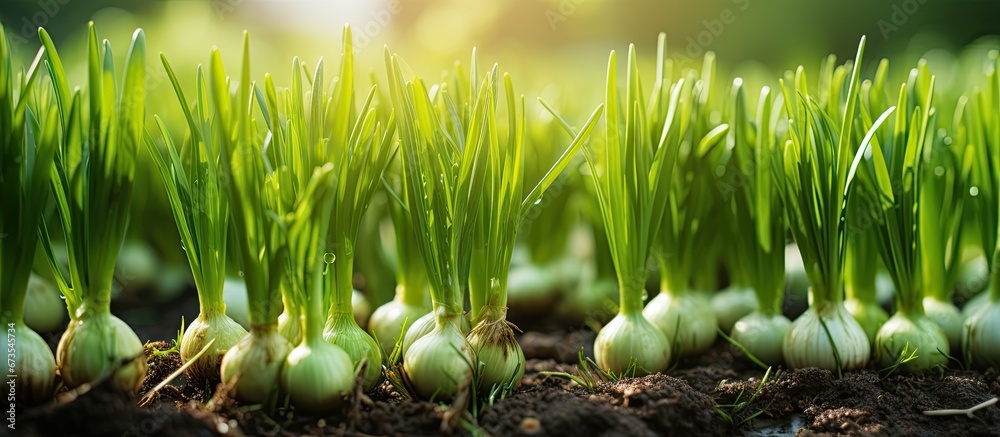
[15,296,1000,437]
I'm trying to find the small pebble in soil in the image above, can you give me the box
[520,416,542,434]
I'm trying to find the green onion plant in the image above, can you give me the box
[858,67,950,373]
[367,169,430,358]
[147,55,248,384]
[0,24,58,404]
[215,34,292,404]
[917,78,974,353]
[775,38,878,372]
[559,35,678,375]
[385,50,488,400]
[300,29,394,393]
[279,164,357,411]
[726,82,791,366]
[38,23,148,393]
[644,52,729,358]
[843,206,888,344]
[466,69,598,392]
[962,51,1000,369]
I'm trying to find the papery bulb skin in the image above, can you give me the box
[368,296,427,358]
[783,303,870,371]
[352,290,372,330]
[922,297,963,352]
[403,317,474,401]
[180,311,248,384]
[594,312,670,375]
[23,274,65,333]
[643,292,717,357]
[277,310,303,345]
[402,310,470,357]
[963,301,1000,369]
[56,313,147,393]
[844,298,889,344]
[324,313,383,392]
[874,313,949,373]
[280,339,356,412]
[730,312,791,366]
[219,326,291,403]
[468,309,525,393]
[711,285,759,334]
[5,323,56,404]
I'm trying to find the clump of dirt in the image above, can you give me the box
[355,400,450,436]
[15,326,1000,437]
[139,341,207,405]
[595,374,728,435]
[717,367,1000,436]
[479,386,655,436]
[479,370,726,436]
[17,378,221,437]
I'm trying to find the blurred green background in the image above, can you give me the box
[4,0,999,341]
[4,0,1000,80]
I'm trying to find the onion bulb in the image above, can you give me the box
[594,311,670,375]
[280,337,355,412]
[4,322,56,404]
[874,312,949,372]
[324,312,383,392]
[368,286,428,358]
[56,312,147,393]
[783,302,870,371]
[962,290,989,318]
[843,297,889,344]
[922,296,963,352]
[23,274,65,334]
[220,325,291,403]
[468,307,525,393]
[403,310,474,400]
[643,291,717,357]
[963,299,1000,369]
[277,288,303,345]
[711,284,758,334]
[180,311,247,384]
[401,310,470,357]
[730,312,791,365]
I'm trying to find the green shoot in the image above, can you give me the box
[878,342,919,378]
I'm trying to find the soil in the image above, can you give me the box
[9,294,1000,437]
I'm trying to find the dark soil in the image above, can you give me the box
[10,309,1000,436]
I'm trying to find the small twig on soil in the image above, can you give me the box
[923,397,998,418]
[139,338,215,407]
